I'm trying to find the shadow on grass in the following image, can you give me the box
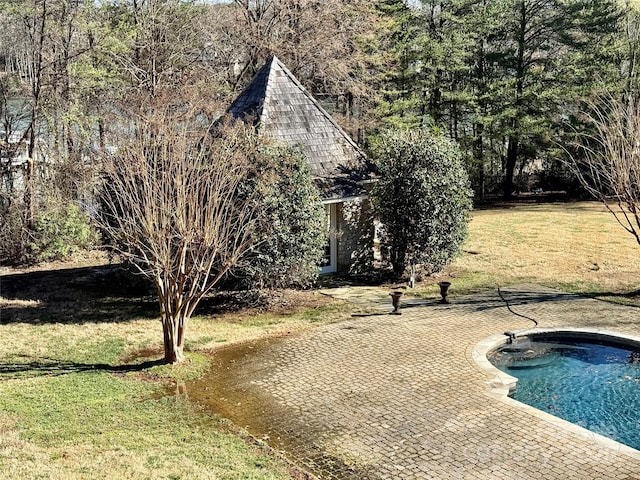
[421,287,640,337]
[0,355,166,379]
[587,289,640,303]
[316,271,397,289]
[402,286,640,314]
[0,264,159,325]
[0,264,307,325]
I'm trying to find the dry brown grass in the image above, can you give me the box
[0,249,110,276]
[0,297,41,308]
[444,201,640,300]
[0,261,350,365]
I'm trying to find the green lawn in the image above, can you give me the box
[1,200,639,478]
[0,269,350,479]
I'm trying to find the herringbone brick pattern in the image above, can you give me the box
[210,286,640,479]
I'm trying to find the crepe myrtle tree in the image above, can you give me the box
[371,128,473,278]
[99,108,294,364]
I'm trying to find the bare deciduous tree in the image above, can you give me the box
[211,0,378,137]
[100,107,264,364]
[571,91,640,245]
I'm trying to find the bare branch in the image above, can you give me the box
[568,89,640,246]
[98,105,265,363]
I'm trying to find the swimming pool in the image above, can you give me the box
[489,332,640,451]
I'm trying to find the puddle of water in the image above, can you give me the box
[186,339,280,434]
[175,336,371,479]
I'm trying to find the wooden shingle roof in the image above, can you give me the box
[226,56,373,201]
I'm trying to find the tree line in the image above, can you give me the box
[0,0,638,265]
[2,0,637,363]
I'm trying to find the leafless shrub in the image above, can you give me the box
[569,91,640,245]
[99,107,265,363]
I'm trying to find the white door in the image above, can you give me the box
[319,203,337,274]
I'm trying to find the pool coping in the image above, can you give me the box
[472,326,640,460]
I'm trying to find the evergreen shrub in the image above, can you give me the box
[371,128,473,277]
[233,144,325,289]
[30,203,99,262]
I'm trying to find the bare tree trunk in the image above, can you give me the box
[474,122,485,200]
[23,0,48,230]
[474,22,487,201]
[505,133,518,198]
[162,314,186,364]
[504,0,527,199]
[157,270,191,364]
[25,124,36,229]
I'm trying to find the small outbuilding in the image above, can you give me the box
[226,56,375,274]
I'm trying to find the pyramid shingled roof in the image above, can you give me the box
[226,56,373,201]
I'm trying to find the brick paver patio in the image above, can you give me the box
[203,285,640,479]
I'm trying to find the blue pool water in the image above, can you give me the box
[490,337,640,450]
